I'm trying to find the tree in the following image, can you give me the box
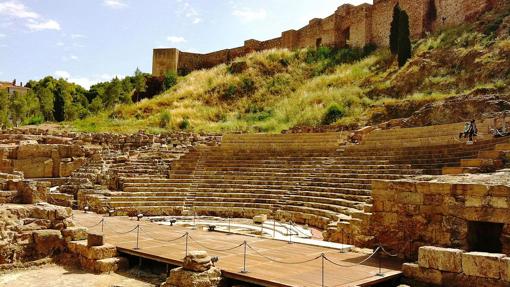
[0,90,10,128]
[38,87,54,121]
[53,87,66,122]
[134,68,147,102]
[10,92,28,126]
[390,4,401,55]
[398,10,412,67]
[89,96,103,114]
[103,77,122,108]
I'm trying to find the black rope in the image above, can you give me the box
[108,225,140,235]
[247,243,321,265]
[83,218,104,228]
[323,247,381,268]
[189,235,244,252]
[141,229,187,243]
[379,245,399,257]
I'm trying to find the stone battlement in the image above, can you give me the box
[153,0,502,76]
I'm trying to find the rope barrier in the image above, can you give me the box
[189,235,245,252]
[323,247,381,268]
[141,229,187,244]
[83,218,104,229]
[108,225,140,235]
[246,243,321,265]
[379,245,399,257]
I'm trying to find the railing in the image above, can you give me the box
[84,217,399,287]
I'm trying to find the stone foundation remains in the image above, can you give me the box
[403,246,510,286]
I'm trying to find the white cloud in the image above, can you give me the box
[0,33,5,38]
[53,71,125,89]
[56,41,64,47]
[54,70,71,79]
[27,19,61,31]
[0,1,61,32]
[0,1,39,19]
[62,54,79,61]
[70,33,86,39]
[176,0,202,24]
[167,36,186,44]
[232,8,267,22]
[103,0,127,9]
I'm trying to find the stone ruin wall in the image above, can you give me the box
[152,0,502,76]
[369,179,510,260]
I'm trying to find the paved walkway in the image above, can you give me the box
[74,212,402,287]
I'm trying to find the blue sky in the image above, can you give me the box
[0,0,369,88]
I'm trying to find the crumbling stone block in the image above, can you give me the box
[61,227,88,242]
[33,229,64,256]
[87,232,104,247]
[462,252,506,279]
[402,263,443,286]
[418,246,463,273]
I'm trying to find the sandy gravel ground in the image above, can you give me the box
[0,265,156,287]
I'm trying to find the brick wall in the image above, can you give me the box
[153,0,495,75]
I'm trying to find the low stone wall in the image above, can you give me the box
[370,179,510,259]
[403,246,510,286]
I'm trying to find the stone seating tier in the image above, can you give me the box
[90,124,508,231]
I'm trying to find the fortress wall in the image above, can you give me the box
[152,48,179,76]
[229,46,246,59]
[154,0,495,75]
[371,0,428,47]
[259,37,282,50]
[178,52,207,73]
[350,5,373,48]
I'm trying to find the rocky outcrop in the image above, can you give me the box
[401,94,510,128]
[161,251,222,287]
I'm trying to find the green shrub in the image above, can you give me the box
[25,115,44,125]
[222,84,238,100]
[322,104,345,125]
[179,118,190,130]
[164,71,178,90]
[159,111,171,128]
[240,77,256,94]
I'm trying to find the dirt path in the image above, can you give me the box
[0,265,156,287]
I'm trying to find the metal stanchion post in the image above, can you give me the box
[288,222,292,244]
[341,230,346,253]
[185,232,189,256]
[376,245,384,277]
[241,241,248,273]
[321,253,325,287]
[228,217,231,234]
[273,220,276,238]
[101,218,104,233]
[135,225,140,250]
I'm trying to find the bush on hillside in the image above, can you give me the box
[159,111,171,128]
[179,118,190,130]
[322,104,345,125]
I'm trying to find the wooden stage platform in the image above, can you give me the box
[74,212,402,287]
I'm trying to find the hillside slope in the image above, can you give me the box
[73,5,510,134]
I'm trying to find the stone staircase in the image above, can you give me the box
[442,141,510,174]
[91,120,510,241]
